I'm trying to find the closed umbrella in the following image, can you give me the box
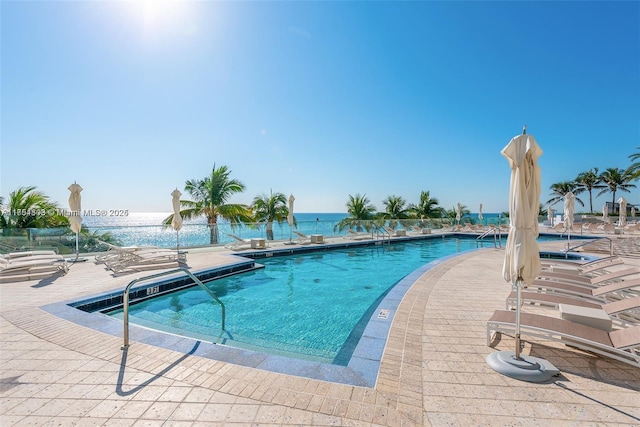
[564,191,575,247]
[618,197,627,228]
[171,189,183,250]
[547,207,554,226]
[487,126,558,382]
[286,194,295,244]
[68,182,83,256]
[631,206,636,218]
[602,203,608,223]
[478,203,483,225]
[456,203,462,225]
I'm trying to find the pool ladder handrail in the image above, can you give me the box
[564,236,614,258]
[476,226,502,248]
[373,224,391,243]
[121,267,225,349]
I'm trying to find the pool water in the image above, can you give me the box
[107,236,571,364]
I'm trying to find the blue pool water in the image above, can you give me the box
[107,235,575,365]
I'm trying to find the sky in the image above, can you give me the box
[2,1,639,217]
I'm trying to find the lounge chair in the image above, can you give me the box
[537,267,640,287]
[224,234,252,250]
[595,223,615,234]
[4,250,59,259]
[487,309,640,367]
[345,229,369,240]
[0,254,68,282]
[506,292,640,325]
[293,231,311,244]
[94,240,159,263]
[541,256,624,276]
[523,277,640,303]
[105,248,185,273]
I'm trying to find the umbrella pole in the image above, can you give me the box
[75,232,79,256]
[515,277,522,360]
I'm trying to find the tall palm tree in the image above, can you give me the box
[380,195,409,229]
[597,167,637,208]
[408,190,444,220]
[545,181,584,208]
[164,164,253,245]
[445,204,470,221]
[575,168,600,214]
[252,190,288,240]
[335,194,376,232]
[2,186,67,228]
[628,146,640,181]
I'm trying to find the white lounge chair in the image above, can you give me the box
[345,229,369,240]
[487,309,640,367]
[94,240,159,263]
[506,292,640,325]
[224,234,252,250]
[0,254,68,282]
[293,231,311,244]
[105,248,185,273]
[541,256,624,276]
[537,267,640,287]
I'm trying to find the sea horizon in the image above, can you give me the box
[80,211,505,249]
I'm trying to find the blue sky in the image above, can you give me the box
[2,1,639,215]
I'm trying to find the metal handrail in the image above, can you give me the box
[476,227,502,248]
[121,267,225,349]
[373,224,391,243]
[565,237,613,258]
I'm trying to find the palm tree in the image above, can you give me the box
[627,146,640,181]
[445,204,470,221]
[2,186,67,228]
[379,195,410,229]
[408,191,444,221]
[545,181,584,209]
[252,190,288,240]
[575,168,600,214]
[597,167,637,209]
[334,194,376,232]
[164,164,253,245]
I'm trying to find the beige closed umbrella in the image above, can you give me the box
[618,197,627,228]
[171,189,183,250]
[286,194,295,244]
[68,182,83,256]
[478,203,483,225]
[564,191,575,246]
[487,126,558,382]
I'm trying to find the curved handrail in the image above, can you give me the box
[565,237,613,258]
[122,267,225,349]
[476,227,502,248]
[373,224,391,243]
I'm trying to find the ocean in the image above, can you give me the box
[82,212,504,248]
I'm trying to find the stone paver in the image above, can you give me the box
[1,235,639,426]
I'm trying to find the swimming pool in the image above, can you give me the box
[104,235,584,365]
[105,238,485,363]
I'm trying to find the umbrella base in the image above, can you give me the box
[486,351,559,383]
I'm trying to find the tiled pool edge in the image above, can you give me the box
[40,249,474,388]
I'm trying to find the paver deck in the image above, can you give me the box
[2,235,639,426]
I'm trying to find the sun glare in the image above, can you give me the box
[131,0,190,33]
